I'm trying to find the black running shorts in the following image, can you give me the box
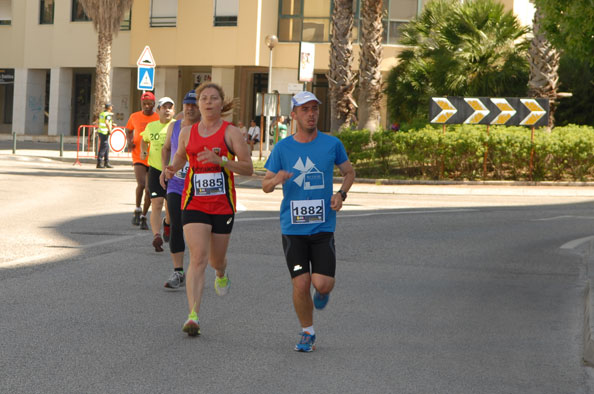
[166,193,185,254]
[282,232,336,278]
[148,166,166,199]
[182,209,234,234]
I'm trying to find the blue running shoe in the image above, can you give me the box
[313,290,330,310]
[294,331,316,352]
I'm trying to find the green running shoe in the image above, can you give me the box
[182,311,200,337]
[214,273,230,296]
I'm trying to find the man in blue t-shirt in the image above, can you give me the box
[262,91,355,353]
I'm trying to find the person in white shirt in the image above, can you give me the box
[247,119,261,152]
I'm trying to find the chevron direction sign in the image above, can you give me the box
[429,97,549,127]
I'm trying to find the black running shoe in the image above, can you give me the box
[139,216,149,230]
[132,210,140,226]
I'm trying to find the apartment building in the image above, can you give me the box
[0,0,535,136]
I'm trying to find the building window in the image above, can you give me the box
[214,0,238,26]
[39,0,54,24]
[383,0,419,44]
[352,0,422,45]
[72,0,90,22]
[120,8,132,30]
[150,0,177,27]
[278,0,331,42]
[0,0,11,25]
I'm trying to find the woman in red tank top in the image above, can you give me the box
[164,83,253,336]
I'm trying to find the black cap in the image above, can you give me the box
[105,103,112,109]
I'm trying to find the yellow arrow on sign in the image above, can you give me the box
[431,98,457,123]
[520,99,546,126]
[463,98,489,124]
[490,98,516,125]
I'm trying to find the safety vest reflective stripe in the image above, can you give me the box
[98,111,112,135]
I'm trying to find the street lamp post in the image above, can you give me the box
[265,34,278,154]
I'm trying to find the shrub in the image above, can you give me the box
[336,125,594,181]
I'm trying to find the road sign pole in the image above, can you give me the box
[529,127,535,181]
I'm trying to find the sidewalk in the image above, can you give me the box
[3,135,594,197]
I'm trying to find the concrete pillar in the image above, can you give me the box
[13,68,46,135]
[211,67,235,122]
[48,67,73,136]
[111,68,132,127]
[154,67,178,106]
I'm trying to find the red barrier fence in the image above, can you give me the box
[74,124,131,166]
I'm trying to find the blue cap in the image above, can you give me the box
[291,91,321,109]
[183,90,197,104]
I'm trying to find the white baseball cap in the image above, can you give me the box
[291,91,321,109]
[157,96,174,108]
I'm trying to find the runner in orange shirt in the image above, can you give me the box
[125,92,160,229]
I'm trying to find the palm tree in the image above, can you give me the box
[358,0,383,132]
[328,0,357,133]
[79,0,134,119]
[528,3,560,128]
[386,0,530,123]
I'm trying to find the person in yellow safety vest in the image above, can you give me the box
[97,103,114,168]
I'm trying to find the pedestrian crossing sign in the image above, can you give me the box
[137,66,155,91]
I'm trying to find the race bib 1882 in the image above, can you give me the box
[193,172,225,196]
[175,161,190,180]
[290,199,325,224]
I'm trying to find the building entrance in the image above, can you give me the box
[72,73,92,135]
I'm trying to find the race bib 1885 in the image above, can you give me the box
[193,172,225,196]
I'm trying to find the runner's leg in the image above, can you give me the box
[142,170,151,216]
[292,273,313,328]
[184,223,212,315]
[133,164,146,209]
[150,197,164,236]
[209,233,231,278]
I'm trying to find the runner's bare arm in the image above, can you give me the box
[161,121,175,170]
[160,121,176,188]
[125,127,133,147]
[225,125,253,176]
[262,170,293,193]
[140,138,149,160]
[330,160,355,211]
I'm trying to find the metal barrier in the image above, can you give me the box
[74,124,131,166]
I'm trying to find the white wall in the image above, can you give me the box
[13,68,46,135]
[48,67,72,135]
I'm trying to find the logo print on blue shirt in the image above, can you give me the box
[293,157,325,190]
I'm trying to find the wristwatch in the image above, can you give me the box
[337,189,347,201]
[221,156,229,167]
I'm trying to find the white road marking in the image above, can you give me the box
[560,235,594,251]
[534,215,594,221]
[1,208,475,269]
[234,208,477,222]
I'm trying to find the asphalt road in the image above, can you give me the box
[2,155,594,393]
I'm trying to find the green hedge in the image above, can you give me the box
[336,125,594,181]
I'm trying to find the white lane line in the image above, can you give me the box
[534,215,594,221]
[235,208,477,222]
[560,235,594,251]
[336,208,477,219]
[2,208,475,268]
